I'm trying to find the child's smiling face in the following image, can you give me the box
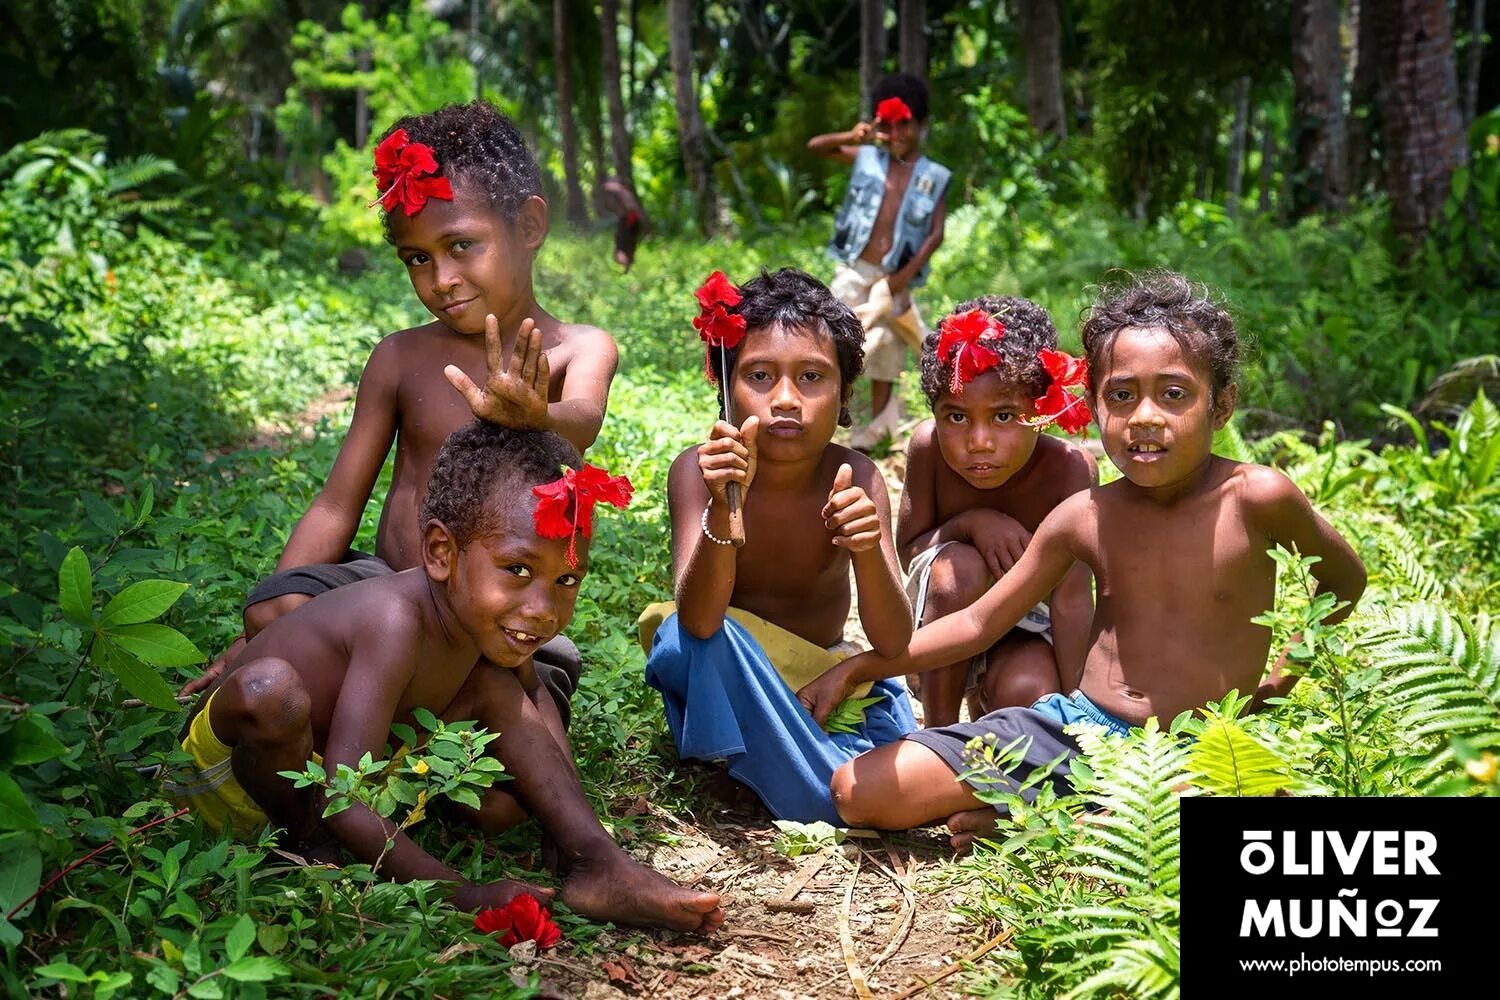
[931,370,1040,490]
[730,323,846,461]
[427,490,584,669]
[1094,326,1234,493]
[389,185,545,336]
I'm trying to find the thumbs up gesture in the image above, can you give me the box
[821,463,880,552]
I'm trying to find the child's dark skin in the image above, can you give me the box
[669,324,911,656]
[900,371,1097,722]
[805,326,1367,847]
[190,489,724,931]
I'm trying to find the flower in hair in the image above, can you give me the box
[875,97,914,124]
[370,128,453,216]
[692,271,747,382]
[1028,348,1092,435]
[474,895,562,950]
[532,463,634,569]
[936,309,1006,395]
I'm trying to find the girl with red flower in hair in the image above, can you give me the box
[807,72,952,450]
[801,273,1366,852]
[881,296,1099,730]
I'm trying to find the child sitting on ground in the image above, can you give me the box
[798,272,1367,848]
[808,72,950,449]
[168,422,723,931]
[184,100,618,712]
[899,297,1097,726]
[638,268,915,825]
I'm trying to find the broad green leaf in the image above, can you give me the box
[256,923,289,955]
[0,917,20,948]
[0,774,39,830]
[35,962,89,983]
[0,847,42,919]
[186,977,223,999]
[224,914,254,962]
[220,956,290,982]
[103,580,189,626]
[0,716,68,765]
[99,641,181,711]
[58,547,92,626]
[134,481,155,527]
[107,623,203,668]
[145,964,179,994]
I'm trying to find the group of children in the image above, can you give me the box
[169,80,1367,936]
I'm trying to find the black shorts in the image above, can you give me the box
[904,706,1081,814]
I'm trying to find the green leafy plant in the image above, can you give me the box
[771,820,844,857]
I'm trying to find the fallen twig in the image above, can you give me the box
[764,851,828,914]
[722,926,794,944]
[866,842,917,974]
[888,928,1013,1000]
[837,851,874,1000]
[121,694,194,708]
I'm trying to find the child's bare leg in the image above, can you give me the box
[830,741,994,851]
[918,543,991,726]
[210,657,319,844]
[870,379,894,418]
[974,632,1062,715]
[450,664,724,932]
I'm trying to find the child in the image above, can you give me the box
[168,422,724,932]
[596,175,645,271]
[799,272,1367,848]
[807,72,951,449]
[900,296,1097,726]
[184,101,618,706]
[638,268,916,825]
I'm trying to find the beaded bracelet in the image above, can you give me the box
[700,500,734,545]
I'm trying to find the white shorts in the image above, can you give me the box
[830,259,927,383]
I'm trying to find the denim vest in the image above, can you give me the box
[828,145,951,288]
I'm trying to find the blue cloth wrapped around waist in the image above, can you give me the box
[644,612,915,825]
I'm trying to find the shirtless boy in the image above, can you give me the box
[800,272,1367,846]
[640,268,915,825]
[900,297,1097,725]
[169,422,723,931]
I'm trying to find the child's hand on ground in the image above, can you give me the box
[822,463,880,552]
[797,659,860,727]
[697,416,759,505]
[963,509,1032,577]
[445,315,550,430]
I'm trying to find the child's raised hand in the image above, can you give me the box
[850,120,875,144]
[964,509,1033,577]
[822,463,881,552]
[696,416,759,505]
[445,315,550,430]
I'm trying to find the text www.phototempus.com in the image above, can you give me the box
[1238,954,1442,977]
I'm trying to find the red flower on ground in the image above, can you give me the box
[369,128,454,216]
[532,464,634,569]
[1029,349,1092,435]
[875,97,914,124]
[936,309,1005,395]
[473,895,563,950]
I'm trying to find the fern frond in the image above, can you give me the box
[1187,718,1294,796]
[1374,520,1447,603]
[106,155,182,194]
[1367,605,1500,743]
[1063,929,1181,1000]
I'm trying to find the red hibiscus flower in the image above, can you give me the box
[370,128,454,216]
[875,97,914,124]
[936,309,1005,395]
[473,895,563,950]
[532,463,634,569]
[1030,349,1092,435]
[692,302,747,352]
[694,270,743,312]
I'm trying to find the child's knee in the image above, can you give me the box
[983,639,1061,711]
[830,761,876,828]
[926,544,989,612]
[472,787,529,835]
[243,594,310,637]
[222,657,311,743]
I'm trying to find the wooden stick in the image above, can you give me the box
[837,852,874,1000]
[720,343,747,547]
[867,843,917,974]
[888,928,1013,1000]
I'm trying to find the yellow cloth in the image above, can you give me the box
[162,690,271,838]
[637,601,874,700]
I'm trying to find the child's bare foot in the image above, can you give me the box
[560,852,724,933]
[946,808,999,852]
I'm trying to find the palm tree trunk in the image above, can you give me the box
[554,0,588,225]
[1370,0,1467,241]
[667,0,715,233]
[601,0,634,187]
[860,0,886,117]
[1464,0,1487,128]
[898,0,926,84]
[1226,76,1251,217]
[1258,108,1277,214]
[1347,0,1381,194]
[1020,0,1067,138]
[1291,0,1348,214]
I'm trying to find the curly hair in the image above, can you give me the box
[421,422,581,547]
[712,267,866,428]
[1080,271,1242,402]
[378,100,542,242]
[872,72,930,122]
[919,296,1058,406]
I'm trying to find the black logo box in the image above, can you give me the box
[1181,796,1494,994]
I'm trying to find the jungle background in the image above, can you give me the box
[2,1,1499,996]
